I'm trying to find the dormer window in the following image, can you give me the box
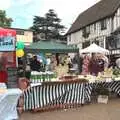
[101,19,107,30]
[82,41,90,48]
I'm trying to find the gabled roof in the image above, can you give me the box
[67,0,120,35]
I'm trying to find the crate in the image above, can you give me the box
[97,95,108,104]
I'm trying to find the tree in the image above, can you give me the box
[30,9,66,42]
[0,10,13,27]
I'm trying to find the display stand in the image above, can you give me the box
[0,28,17,88]
[7,67,18,88]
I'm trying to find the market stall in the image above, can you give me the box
[80,43,109,54]
[0,28,17,88]
[0,28,22,119]
[23,79,87,111]
[25,40,79,53]
[22,42,120,112]
[23,76,120,111]
[25,40,79,82]
[22,56,120,111]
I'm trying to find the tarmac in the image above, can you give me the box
[20,98,120,120]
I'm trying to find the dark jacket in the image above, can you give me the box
[30,60,41,71]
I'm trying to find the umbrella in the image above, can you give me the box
[80,43,109,54]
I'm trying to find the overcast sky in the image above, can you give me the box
[0,0,100,32]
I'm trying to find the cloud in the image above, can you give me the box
[18,0,33,5]
[6,0,42,28]
[40,0,100,29]
[0,0,12,10]
[5,0,101,30]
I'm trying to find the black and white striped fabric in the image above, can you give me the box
[85,81,120,99]
[23,82,86,110]
[23,80,120,110]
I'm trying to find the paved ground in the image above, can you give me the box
[20,98,120,120]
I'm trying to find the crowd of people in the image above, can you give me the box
[82,53,109,76]
[67,53,109,76]
[22,52,120,79]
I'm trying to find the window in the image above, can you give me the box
[16,30,24,35]
[82,41,90,48]
[106,35,120,49]
[101,19,107,30]
[82,26,90,38]
[93,40,99,45]
[68,35,71,42]
[94,23,96,31]
[86,26,90,33]
[106,36,116,49]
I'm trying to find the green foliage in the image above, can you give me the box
[96,84,109,96]
[0,10,13,27]
[30,9,66,42]
[113,68,120,76]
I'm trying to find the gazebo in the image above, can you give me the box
[25,40,79,54]
[80,43,109,54]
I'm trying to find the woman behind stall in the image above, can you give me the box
[89,53,99,76]
[89,53,105,76]
[82,54,90,75]
[97,54,105,73]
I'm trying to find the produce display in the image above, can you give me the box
[78,68,120,82]
[96,68,113,82]
[113,68,120,81]
[78,75,96,83]
[103,68,113,77]
[49,68,120,82]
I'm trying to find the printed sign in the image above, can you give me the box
[0,28,16,51]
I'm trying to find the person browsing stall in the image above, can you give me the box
[30,56,41,72]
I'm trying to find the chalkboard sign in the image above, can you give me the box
[7,67,18,88]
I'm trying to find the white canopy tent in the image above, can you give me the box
[80,43,109,54]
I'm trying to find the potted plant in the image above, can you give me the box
[96,84,109,104]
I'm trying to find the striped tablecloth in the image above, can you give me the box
[23,80,120,111]
[30,71,55,83]
[85,80,120,99]
[23,80,87,110]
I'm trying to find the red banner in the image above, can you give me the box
[0,28,16,36]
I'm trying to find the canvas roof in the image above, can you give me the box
[80,43,109,53]
[25,40,79,53]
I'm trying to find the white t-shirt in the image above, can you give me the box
[46,58,51,65]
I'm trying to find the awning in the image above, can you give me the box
[80,43,109,54]
[25,40,79,53]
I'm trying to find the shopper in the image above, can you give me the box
[30,56,41,71]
